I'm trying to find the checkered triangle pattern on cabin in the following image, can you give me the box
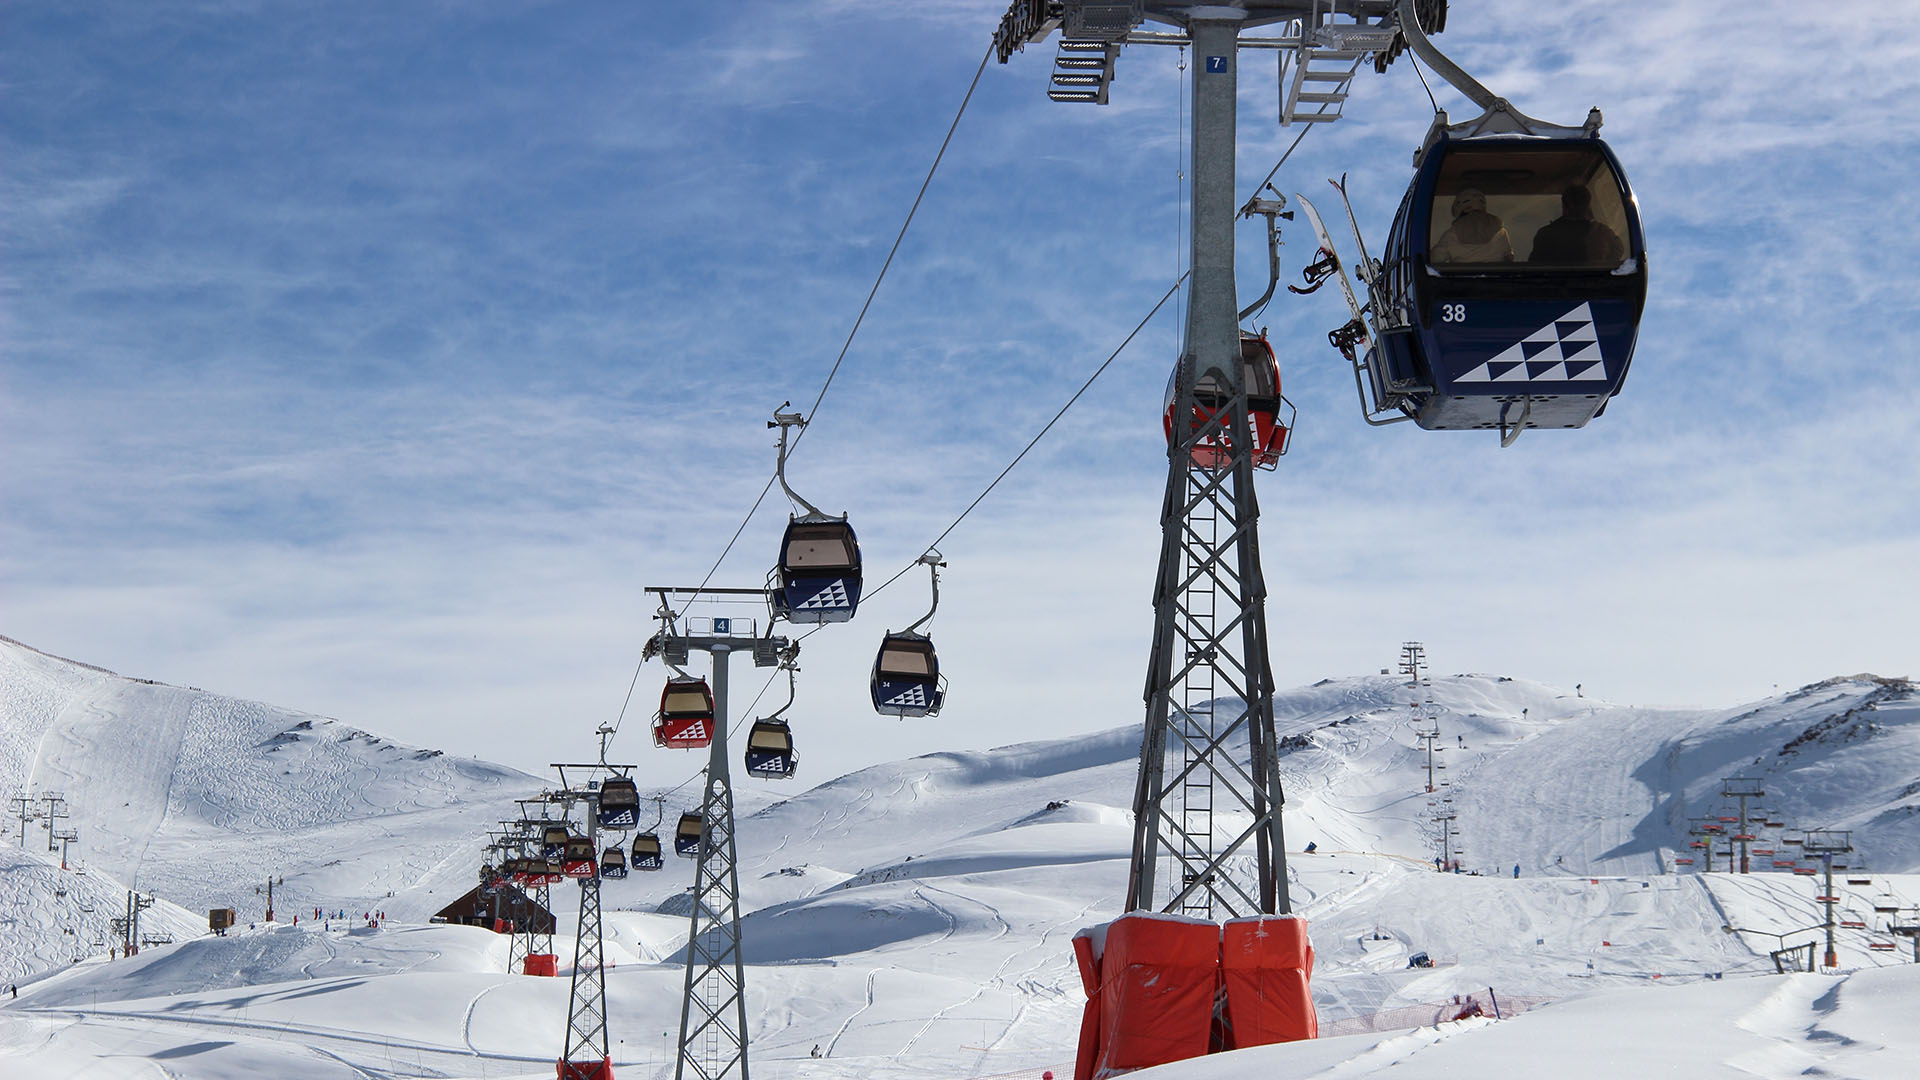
[883,684,929,709]
[795,580,851,610]
[1456,302,1608,384]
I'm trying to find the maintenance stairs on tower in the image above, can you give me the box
[1278,20,1399,125]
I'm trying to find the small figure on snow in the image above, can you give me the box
[810,1045,822,1059]
[1304,842,1317,854]
[1513,864,1521,879]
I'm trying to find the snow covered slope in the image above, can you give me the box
[4,636,1918,1079]
[0,635,547,976]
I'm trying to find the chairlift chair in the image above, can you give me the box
[744,719,799,780]
[1162,332,1293,470]
[597,776,640,829]
[600,846,629,880]
[632,832,664,871]
[675,812,706,858]
[654,676,716,749]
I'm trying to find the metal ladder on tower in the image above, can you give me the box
[1278,12,1400,126]
[1177,470,1219,917]
[1049,38,1119,103]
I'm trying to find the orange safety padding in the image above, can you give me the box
[1093,914,1221,1076]
[556,1058,612,1080]
[524,953,558,977]
[1072,930,1102,1080]
[1221,916,1318,1046]
[1073,931,1101,998]
[1074,997,1102,1080]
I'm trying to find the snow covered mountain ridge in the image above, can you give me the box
[4,635,1919,1080]
[0,633,546,983]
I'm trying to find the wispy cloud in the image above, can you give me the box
[3,0,1916,783]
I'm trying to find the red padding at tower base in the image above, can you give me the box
[1071,931,1103,1080]
[1222,915,1318,1046]
[1091,913,1221,1076]
[556,1058,612,1080]
[524,953,558,977]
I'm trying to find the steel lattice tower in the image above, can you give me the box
[992,0,1413,921]
[676,644,751,1080]
[534,878,555,961]
[645,592,786,1080]
[1123,14,1292,919]
[561,868,610,1074]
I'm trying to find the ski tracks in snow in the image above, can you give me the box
[824,966,887,1058]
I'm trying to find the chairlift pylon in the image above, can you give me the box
[872,552,949,718]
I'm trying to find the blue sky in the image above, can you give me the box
[5,1,1918,788]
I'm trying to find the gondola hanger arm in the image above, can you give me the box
[903,551,945,636]
[1394,0,1601,143]
[770,404,829,519]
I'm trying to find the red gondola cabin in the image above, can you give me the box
[654,676,715,749]
[1163,333,1292,470]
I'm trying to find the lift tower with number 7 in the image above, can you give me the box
[994,0,1405,917]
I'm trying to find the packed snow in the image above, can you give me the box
[3,635,1917,1079]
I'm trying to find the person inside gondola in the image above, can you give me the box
[1529,183,1624,266]
[1430,188,1513,264]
